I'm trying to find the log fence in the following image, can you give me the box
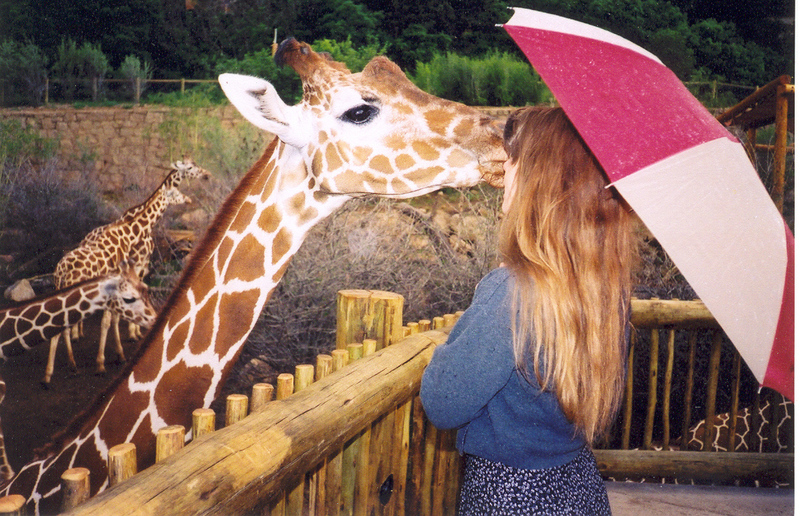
[0,290,791,515]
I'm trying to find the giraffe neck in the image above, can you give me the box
[117,174,180,237]
[3,138,347,512]
[0,278,109,358]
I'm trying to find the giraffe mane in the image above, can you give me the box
[33,138,282,460]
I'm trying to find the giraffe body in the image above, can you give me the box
[686,394,793,453]
[0,261,155,481]
[49,162,210,383]
[3,40,505,513]
[0,262,155,358]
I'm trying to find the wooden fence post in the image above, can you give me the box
[226,394,249,426]
[703,331,723,451]
[276,373,294,400]
[61,467,90,512]
[192,408,216,439]
[251,383,274,413]
[336,290,404,350]
[108,443,137,487]
[156,425,185,462]
[772,81,789,212]
[0,495,25,516]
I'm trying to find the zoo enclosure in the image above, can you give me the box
[14,290,787,516]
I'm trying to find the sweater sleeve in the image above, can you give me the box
[420,268,517,430]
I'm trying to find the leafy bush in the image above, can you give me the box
[0,119,58,172]
[412,51,551,106]
[118,54,153,100]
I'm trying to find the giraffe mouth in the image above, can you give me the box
[318,183,463,199]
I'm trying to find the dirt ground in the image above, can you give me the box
[0,314,136,473]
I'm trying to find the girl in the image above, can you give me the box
[421,106,638,515]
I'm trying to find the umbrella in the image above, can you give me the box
[503,8,794,401]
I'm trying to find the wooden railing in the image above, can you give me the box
[0,291,789,515]
[65,290,461,515]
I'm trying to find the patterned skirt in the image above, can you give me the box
[458,447,611,515]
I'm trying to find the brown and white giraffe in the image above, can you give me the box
[79,160,211,343]
[0,260,156,480]
[1,40,505,513]
[686,393,793,454]
[49,161,210,384]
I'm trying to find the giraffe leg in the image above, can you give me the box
[111,312,126,363]
[0,374,14,481]
[43,333,63,386]
[128,322,141,340]
[63,323,77,374]
[96,310,113,375]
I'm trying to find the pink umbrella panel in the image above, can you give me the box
[503,8,794,401]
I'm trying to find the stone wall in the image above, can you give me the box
[0,105,249,194]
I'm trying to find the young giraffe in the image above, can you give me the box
[79,160,211,343]
[1,39,505,513]
[0,260,156,481]
[49,161,210,384]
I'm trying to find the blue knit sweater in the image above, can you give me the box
[420,267,586,470]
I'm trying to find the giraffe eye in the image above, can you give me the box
[122,297,137,304]
[340,104,378,125]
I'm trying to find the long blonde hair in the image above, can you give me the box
[499,106,637,444]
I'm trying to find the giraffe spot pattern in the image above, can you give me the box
[395,154,415,170]
[258,204,282,234]
[385,134,406,151]
[412,140,440,161]
[189,296,218,356]
[368,155,393,174]
[216,290,261,356]
[424,108,455,136]
[352,146,371,164]
[154,361,213,429]
[225,234,266,283]
[326,143,344,171]
[453,118,475,139]
[272,228,292,265]
[447,148,472,168]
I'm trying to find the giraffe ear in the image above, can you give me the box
[218,73,311,148]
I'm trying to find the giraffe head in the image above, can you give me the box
[170,159,212,183]
[163,186,192,206]
[104,260,157,329]
[219,39,506,198]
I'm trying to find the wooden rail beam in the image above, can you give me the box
[630,298,717,328]
[595,450,793,485]
[65,329,450,516]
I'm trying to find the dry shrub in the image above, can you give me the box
[226,187,503,386]
[1,159,112,281]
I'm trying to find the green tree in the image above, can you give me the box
[294,0,384,48]
[689,18,780,85]
[0,40,49,106]
[51,39,109,101]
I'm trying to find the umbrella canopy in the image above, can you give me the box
[503,8,794,401]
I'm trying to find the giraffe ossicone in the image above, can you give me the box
[1,40,506,514]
